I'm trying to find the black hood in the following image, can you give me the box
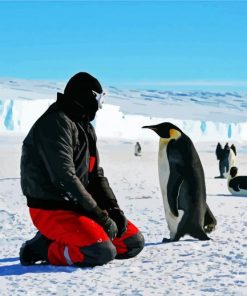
[57,72,103,122]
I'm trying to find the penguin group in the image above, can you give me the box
[215,142,237,178]
[142,122,217,242]
[215,143,247,196]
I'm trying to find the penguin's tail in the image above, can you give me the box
[204,204,217,233]
[204,223,216,233]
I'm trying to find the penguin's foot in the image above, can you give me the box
[214,176,226,179]
[162,237,171,243]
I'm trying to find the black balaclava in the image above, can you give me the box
[57,72,103,122]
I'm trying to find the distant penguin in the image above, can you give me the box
[228,144,237,172]
[228,167,247,196]
[216,142,223,161]
[142,122,217,242]
[134,142,142,156]
[215,142,224,178]
[215,143,231,178]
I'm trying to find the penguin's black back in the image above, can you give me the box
[167,134,206,205]
[229,176,247,191]
[166,132,208,240]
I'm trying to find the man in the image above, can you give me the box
[20,72,144,266]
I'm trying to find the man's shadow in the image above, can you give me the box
[0,257,80,276]
[0,239,205,275]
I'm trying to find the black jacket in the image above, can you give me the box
[20,101,119,216]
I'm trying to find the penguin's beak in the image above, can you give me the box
[142,125,160,137]
[142,125,158,132]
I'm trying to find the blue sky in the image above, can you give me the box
[0,1,247,90]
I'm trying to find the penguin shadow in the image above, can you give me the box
[207,193,247,198]
[206,176,226,180]
[0,257,89,276]
[207,193,231,197]
[220,193,247,198]
[145,238,210,246]
[161,238,205,244]
[214,176,227,179]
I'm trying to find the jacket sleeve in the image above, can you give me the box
[88,147,120,211]
[35,113,97,212]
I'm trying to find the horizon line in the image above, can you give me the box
[0,76,247,92]
[0,76,247,86]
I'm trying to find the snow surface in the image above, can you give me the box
[0,78,247,295]
[0,138,246,295]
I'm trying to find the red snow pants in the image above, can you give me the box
[29,208,144,266]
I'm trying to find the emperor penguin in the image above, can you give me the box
[227,166,247,196]
[142,122,217,242]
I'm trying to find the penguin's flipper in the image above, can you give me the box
[167,167,184,217]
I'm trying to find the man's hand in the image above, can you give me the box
[90,206,118,240]
[108,208,128,237]
[100,215,118,241]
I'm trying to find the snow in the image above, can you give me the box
[0,78,247,295]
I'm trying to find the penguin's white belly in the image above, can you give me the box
[229,149,237,168]
[224,149,237,178]
[158,145,184,240]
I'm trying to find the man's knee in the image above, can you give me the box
[116,232,145,259]
[80,241,117,266]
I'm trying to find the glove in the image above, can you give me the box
[90,206,118,241]
[108,208,128,237]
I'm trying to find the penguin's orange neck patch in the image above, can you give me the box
[169,129,181,140]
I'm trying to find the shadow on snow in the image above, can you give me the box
[0,257,91,276]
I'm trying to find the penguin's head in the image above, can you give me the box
[230,166,238,178]
[142,122,182,143]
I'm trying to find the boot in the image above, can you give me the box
[19,231,51,265]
